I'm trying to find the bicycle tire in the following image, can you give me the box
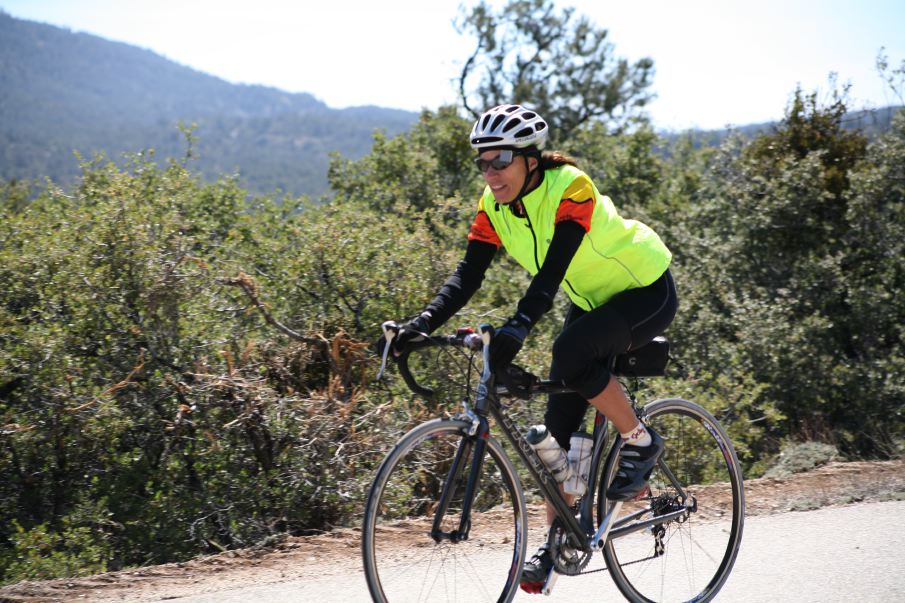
[362,418,528,603]
[599,398,745,603]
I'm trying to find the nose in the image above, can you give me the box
[482,170,501,184]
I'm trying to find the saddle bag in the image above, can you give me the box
[612,336,670,377]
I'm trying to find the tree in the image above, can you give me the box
[876,47,905,106]
[456,0,655,140]
[670,87,905,457]
[327,106,480,223]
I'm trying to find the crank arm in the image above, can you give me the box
[591,500,623,549]
[542,566,559,595]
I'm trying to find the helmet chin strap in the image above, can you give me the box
[507,154,542,216]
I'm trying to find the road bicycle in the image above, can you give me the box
[362,324,744,602]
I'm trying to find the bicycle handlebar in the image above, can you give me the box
[378,321,553,400]
[378,321,487,399]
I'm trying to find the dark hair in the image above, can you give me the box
[539,150,579,170]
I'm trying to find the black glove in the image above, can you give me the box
[375,313,432,358]
[489,312,532,372]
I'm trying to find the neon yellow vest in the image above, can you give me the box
[478,165,672,310]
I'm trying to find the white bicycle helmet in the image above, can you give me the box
[470,104,548,150]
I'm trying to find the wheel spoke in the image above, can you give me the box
[601,399,745,602]
[363,419,527,603]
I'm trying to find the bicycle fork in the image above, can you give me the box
[430,416,489,543]
[430,325,494,543]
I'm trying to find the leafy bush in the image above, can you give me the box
[0,498,116,582]
[0,151,458,581]
[764,442,840,478]
[669,91,904,460]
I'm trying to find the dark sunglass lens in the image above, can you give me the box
[475,150,515,172]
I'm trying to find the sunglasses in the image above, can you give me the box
[474,149,517,173]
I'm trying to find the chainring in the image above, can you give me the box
[547,518,593,576]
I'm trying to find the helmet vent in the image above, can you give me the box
[502,118,522,132]
[490,114,506,131]
[471,136,503,145]
[513,127,534,138]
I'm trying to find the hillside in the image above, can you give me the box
[3,11,900,198]
[659,104,901,152]
[0,11,417,197]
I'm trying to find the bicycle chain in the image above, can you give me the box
[576,523,668,576]
[653,524,666,556]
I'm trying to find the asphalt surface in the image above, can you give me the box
[170,500,905,602]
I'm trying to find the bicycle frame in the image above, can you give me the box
[429,329,613,554]
[486,394,591,549]
[427,335,696,559]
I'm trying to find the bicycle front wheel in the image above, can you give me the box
[600,398,745,603]
[362,418,528,603]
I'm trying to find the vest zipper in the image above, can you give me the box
[521,207,542,272]
[522,208,594,310]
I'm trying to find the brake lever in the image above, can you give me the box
[376,320,397,381]
[479,324,493,382]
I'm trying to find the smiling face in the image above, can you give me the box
[478,149,539,204]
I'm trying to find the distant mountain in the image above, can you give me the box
[3,12,900,198]
[0,11,418,197]
[660,105,901,151]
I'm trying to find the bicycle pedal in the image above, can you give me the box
[520,566,558,596]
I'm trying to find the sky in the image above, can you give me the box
[3,0,904,131]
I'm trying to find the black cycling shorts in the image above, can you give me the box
[545,269,678,449]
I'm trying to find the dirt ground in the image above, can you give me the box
[2,459,903,603]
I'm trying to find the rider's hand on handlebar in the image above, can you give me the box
[489,312,532,372]
[376,314,432,357]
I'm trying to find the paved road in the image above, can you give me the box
[171,500,905,602]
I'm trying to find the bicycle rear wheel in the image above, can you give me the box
[599,398,745,603]
[362,418,527,603]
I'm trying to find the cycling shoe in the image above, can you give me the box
[606,426,664,501]
[520,543,553,593]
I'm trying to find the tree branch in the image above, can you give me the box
[220,272,325,349]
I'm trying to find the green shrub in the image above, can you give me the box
[2,499,116,582]
[764,441,840,478]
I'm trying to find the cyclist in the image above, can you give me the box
[383,104,677,592]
